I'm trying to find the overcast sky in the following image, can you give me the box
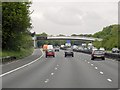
[30,0,118,35]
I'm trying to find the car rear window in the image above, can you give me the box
[94,50,104,54]
[47,49,53,52]
[113,48,119,50]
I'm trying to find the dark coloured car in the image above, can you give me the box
[91,50,105,60]
[65,48,74,57]
[46,49,55,58]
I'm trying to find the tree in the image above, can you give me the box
[36,32,48,37]
[71,34,78,36]
[93,24,119,50]
[57,34,65,36]
[0,2,1,50]
[2,2,32,51]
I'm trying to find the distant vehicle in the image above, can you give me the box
[43,44,48,51]
[47,45,54,50]
[92,47,98,51]
[82,43,87,48]
[60,45,64,47]
[65,48,74,57]
[46,49,55,58]
[84,48,88,51]
[54,47,60,52]
[72,45,78,49]
[112,48,120,53]
[91,50,105,60]
[65,43,71,47]
[78,46,84,51]
[99,47,105,53]
[88,43,93,50]
[99,47,105,51]
[60,45,65,49]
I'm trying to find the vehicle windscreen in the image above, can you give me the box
[47,49,53,52]
[94,50,104,54]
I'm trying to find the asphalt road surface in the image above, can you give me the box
[1,49,119,88]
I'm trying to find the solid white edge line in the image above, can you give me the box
[0,49,44,77]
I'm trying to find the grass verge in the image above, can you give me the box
[1,48,34,63]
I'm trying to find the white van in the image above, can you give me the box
[47,45,53,50]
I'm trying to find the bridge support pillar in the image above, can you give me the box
[33,36,37,48]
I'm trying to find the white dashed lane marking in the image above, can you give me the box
[95,67,98,70]
[57,65,59,67]
[44,63,60,84]
[51,73,54,75]
[55,67,57,70]
[44,79,49,83]
[100,71,104,75]
[83,59,113,81]
[83,59,113,83]
[107,79,112,82]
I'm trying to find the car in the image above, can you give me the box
[91,50,105,60]
[46,49,55,58]
[99,47,105,51]
[92,47,98,51]
[112,48,120,53]
[72,45,78,49]
[60,45,65,49]
[99,47,105,53]
[84,48,88,51]
[54,47,60,52]
[65,48,74,57]
[77,46,84,51]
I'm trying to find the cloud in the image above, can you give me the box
[30,2,118,35]
[32,0,119,2]
[43,7,84,25]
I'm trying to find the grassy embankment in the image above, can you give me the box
[1,48,34,63]
[93,24,119,50]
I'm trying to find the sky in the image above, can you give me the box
[30,0,118,35]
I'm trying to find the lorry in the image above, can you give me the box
[43,45,48,51]
[43,45,54,51]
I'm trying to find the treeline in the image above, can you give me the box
[36,24,119,50]
[71,34,93,37]
[93,24,119,50]
[0,2,2,51]
[2,2,33,51]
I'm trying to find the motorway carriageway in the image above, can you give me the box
[1,49,119,88]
